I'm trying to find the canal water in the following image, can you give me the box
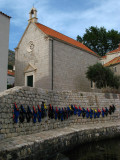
[63,138,120,160]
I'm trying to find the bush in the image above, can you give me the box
[86,63,120,89]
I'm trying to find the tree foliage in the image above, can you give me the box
[77,26,120,56]
[86,63,120,89]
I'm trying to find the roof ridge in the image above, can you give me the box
[107,47,120,54]
[35,22,99,57]
[104,55,120,66]
[36,22,85,46]
[36,22,73,39]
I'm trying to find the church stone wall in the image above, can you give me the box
[15,22,100,92]
[15,23,52,89]
[53,39,99,91]
[0,86,120,140]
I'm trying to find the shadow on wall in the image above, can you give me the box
[15,59,120,93]
[15,59,26,86]
[15,58,52,90]
[35,76,52,90]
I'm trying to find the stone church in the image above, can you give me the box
[15,7,99,91]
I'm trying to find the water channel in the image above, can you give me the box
[62,137,120,160]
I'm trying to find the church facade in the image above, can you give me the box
[15,8,99,92]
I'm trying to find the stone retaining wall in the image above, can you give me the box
[0,121,120,160]
[0,86,120,140]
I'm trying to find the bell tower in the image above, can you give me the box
[28,7,38,23]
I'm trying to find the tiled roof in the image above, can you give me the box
[107,44,120,54]
[8,70,15,76]
[104,56,120,67]
[0,11,11,18]
[35,23,98,57]
[101,55,107,59]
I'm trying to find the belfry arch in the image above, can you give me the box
[28,7,38,23]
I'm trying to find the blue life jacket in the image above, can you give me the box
[13,103,19,123]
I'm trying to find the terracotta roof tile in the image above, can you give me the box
[8,70,15,76]
[107,44,120,54]
[104,56,120,67]
[101,55,107,59]
[35,23,98,57]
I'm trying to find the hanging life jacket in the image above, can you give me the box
[94,109,97,118]
[97,109,101,118]
[44,103,47,117]
[41,102,45,118]
[112,104,116,113]
[109,105,112,115]
[102,108,105,117]
[74,105,78,115]
[19,105,26,123]
[55,107,58,120]
[86,108,90,118]
[33,106,37,123]
[78,106,82,117]
[48,104,52,118]
[26,106,32,122]
[70,105,74,115]
[58,108,61,120]
[63,107,67,120]
[13,103,19,123]
[67,106,70,118]
[82,107,86,118]
[51,106,54,119]
[90,108,93,119]
[61,108,64,121]
[38,105,42,122]
[105,107,108,116]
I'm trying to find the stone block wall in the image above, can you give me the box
[53,39,99,91]
[15,23,52,90]
[0,86,120,140]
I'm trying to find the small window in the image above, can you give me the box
[27,75,33,87]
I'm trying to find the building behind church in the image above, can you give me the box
[101,44,120,77]
[0,11,10,92]
[15,8,100,92]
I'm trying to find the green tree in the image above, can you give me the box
[77,26,120,56]
[86,63,120,89]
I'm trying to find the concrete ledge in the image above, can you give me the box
[0,121,120,160]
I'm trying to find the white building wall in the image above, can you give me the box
[101,52,120,64]
[0,13,10,92]
[7,75,15,85]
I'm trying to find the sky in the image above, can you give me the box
[1,0,120,51]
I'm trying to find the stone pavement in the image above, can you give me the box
[0,120,120,160]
